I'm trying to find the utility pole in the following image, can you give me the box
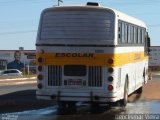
[58,0,63,6]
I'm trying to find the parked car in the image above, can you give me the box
[0,69,23,76]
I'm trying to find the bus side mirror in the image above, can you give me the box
[147,37,151,53]
[147,37,151,47]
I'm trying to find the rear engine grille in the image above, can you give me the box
[88,66,102,87]
[48,65,62,86]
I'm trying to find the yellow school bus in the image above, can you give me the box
[36,2,150,113]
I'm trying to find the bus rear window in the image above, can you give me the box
[39,9,115,41]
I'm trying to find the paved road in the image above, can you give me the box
[0,77,36,95]
[0,78,55,114]
[0,83,36,95]
[0,75,160,120]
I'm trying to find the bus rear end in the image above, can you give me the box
[36,5,120,112]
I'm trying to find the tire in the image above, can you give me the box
[136,87,143,94]
[143,69,146,84]
[136,73,145,94]
[120,78,128,107]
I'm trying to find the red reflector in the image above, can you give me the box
[108,85,113,91]
[37,75,43,80]
[108,59,113,64]
[38,57,43,63]
[108,76,113,82]
[38,66,43,71]
[37,83,43,89]
[108,67,114,73]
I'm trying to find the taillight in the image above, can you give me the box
[108,58,113,64]
[38,66,43,71]
[37,75,43,80]
[108,76,113,82]
[108,85,113,91]
[37,83,43,89]
[108,67,114,73]
[37,57,43,63]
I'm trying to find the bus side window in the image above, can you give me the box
[141,29,145,44]
[125,24,128,43]
[133,26,136,44]
[121,22,125,44]
[130,26,134,44]
[138,28,141,44]
[128,25,131,43]
[134,27,138,44]
[118,22,122,43]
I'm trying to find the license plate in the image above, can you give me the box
[68,80,82,86]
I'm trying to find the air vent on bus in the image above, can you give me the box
[88,66,102,87]
[86,2,100,6]
[48,65,62,86]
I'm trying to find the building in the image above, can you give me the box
[0,59,7,70]
[149,46,160,70]
[0,50,36,74]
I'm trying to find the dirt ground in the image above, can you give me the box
[128,74,160,102]
[141,80,160,100]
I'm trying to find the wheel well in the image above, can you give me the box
[143,68,145,77]
[125,74,129,92]
[125,74,129,85]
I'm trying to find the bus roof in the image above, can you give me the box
[43,5,147,29]
[112,7,147,28]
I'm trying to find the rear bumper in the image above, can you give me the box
[36,91,119,103]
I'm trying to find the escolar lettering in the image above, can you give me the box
[55,53,93,58]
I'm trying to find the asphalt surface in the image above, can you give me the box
[0,74,160,117]
[0,89,55,114]
[0,83,35,95]
[0,79,55,114]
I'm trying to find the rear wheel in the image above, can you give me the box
[136,72,145,94]
[120,78,128,107]
[136,87,143,94]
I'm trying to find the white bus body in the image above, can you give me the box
[36,3,150,109]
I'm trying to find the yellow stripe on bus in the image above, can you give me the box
[36,52,148,67]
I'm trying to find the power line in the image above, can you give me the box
[148,24,160,28]
[0,30,36,35]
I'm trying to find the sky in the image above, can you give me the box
[0,0,160,50]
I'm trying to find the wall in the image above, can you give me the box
[149,46,160,70]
